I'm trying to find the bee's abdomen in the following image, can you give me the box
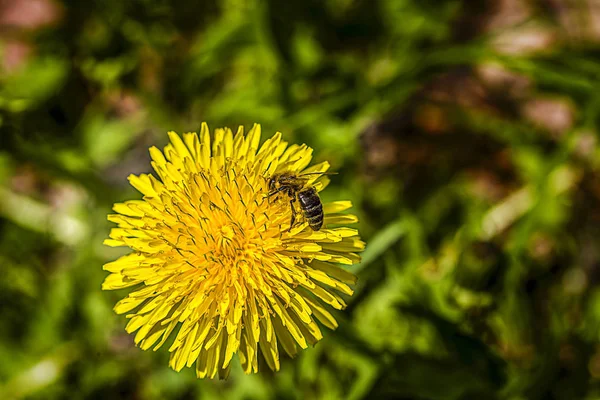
[298,188,323,231]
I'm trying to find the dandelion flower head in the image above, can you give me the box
[103,123,364,379]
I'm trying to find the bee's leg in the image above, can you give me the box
[268,187,286,198]
[267,186,286,204]
[289,199,297,232]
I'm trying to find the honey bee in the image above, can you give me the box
[268,171,333,231]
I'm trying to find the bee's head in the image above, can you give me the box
[268,172,298,193]
[268,175,279,191]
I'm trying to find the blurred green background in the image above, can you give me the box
[2,0,600,399]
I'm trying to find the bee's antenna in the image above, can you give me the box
[299,172,338,177]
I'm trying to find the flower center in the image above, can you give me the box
[174,167,293,274]
[214,223,243,259]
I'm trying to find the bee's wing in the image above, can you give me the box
[313,176,331,192]
[299,161,334,177]
[299,171,335,189]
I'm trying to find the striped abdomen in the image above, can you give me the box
[298,187,323,231]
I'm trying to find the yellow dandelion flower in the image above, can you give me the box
[102,123,364,379]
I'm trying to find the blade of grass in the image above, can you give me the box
[349,218,407,274]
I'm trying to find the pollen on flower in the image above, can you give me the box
[102,123,364,379]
